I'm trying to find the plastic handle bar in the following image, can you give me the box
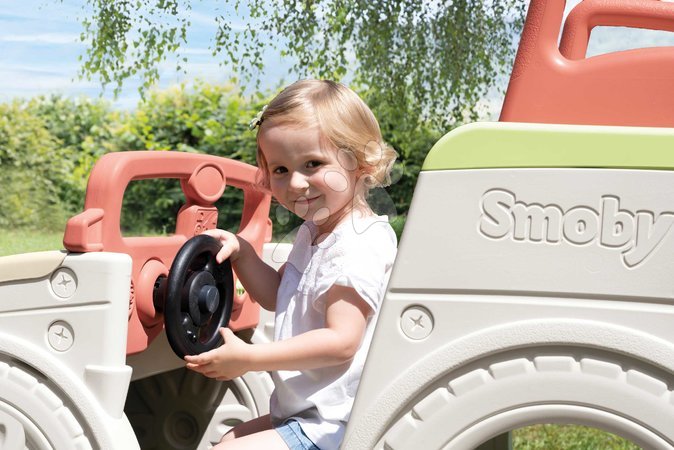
[63,151,272,355]
[63,151,270,253]
[560,0,674,60]
[500,0,674,127]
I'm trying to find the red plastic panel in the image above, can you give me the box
[64,151,272,355]
[500,0,674,127]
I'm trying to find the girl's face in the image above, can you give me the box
[259,124,364,233]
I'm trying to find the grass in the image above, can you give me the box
[0,229,64,256]
[513,425,641,449]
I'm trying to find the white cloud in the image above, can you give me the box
[187,9,220,27]
[0,67,95,91]
[0,32,81,45]
[0,0,83,28]
[587,27,674,57]
[180,47,213,56]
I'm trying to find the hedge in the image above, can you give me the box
[0,81,442,241]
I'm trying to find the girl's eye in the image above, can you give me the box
[306,160,322,169]
[272,166,287,175]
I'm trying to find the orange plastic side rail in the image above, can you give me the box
[500,0,674,127]
[64,151,272,355]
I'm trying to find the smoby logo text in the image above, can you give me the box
[479,189,674,268]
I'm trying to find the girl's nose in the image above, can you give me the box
[288,171,310,192]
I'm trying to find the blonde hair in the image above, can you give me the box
[254,79,397,191]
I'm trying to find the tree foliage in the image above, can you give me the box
[78,1,525,130]
[67,1,528,240]
[79,0,189,93]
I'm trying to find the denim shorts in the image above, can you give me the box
[275,419,320,450]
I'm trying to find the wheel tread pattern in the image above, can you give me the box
[381,355,674,449]
[0,360,93,449]
[447,368,490,396]
[626,370,668,397]
[412,388,451,421]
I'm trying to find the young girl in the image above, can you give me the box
[184,79,398,450]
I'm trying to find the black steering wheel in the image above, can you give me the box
[163,234,233,358]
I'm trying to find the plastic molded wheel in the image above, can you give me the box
[0,358,94,449]
[164,234,233,358]
[376,351,674,449]
[125,366,273,450]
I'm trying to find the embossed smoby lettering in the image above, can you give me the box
[479,189,674,268]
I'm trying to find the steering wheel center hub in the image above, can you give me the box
[186,271,222,326]
[199,285,220,314]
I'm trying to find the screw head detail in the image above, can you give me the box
[400,306,434,341]
[50,268,77,299]
[47,321,75,352]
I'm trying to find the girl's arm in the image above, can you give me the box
[184,284,370,380]
[202,229,280,312]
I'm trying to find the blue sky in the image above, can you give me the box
[0,0,294,109]
[2,1,674,112]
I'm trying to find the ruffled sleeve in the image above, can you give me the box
[310,219,397,315]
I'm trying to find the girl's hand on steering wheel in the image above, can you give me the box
[184,328,252,380]
[201,229,241,263]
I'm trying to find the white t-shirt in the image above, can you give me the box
[270,213,397,450]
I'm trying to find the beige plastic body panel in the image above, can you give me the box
[0,245,275,449]
[0,251,138,449]
[394,168,674,298]
[344,167,674,447]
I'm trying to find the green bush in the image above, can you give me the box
[0,101,70,230]
[1,81,438,240]
[110,83,269,235]
[24,95,118,214]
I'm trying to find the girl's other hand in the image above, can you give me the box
[184,328,253,380]
[201,228,241,263]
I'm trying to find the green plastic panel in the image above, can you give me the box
[422,122,674,171]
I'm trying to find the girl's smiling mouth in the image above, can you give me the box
[295,195,320,205]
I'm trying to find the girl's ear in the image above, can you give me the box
[358,164,376,184]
